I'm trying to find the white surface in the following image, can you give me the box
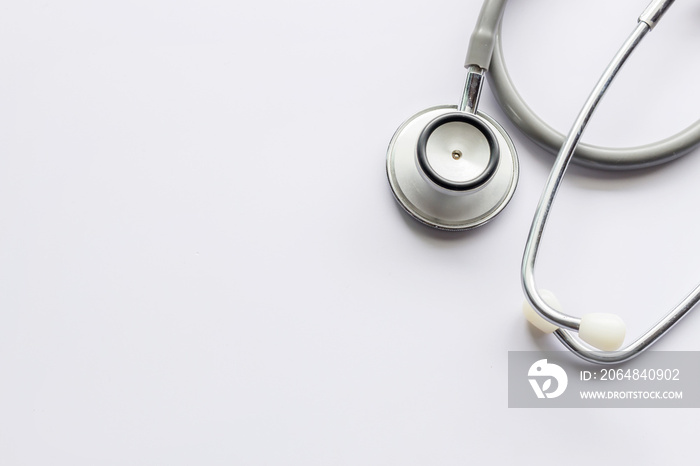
[1,0,700,464]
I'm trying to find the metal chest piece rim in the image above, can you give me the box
[386,105,519,231]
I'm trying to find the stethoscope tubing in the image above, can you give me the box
[488,0,700,170]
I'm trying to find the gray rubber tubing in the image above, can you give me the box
[488,27,700,170]
[467,0,700,170]
[465,0,508,70]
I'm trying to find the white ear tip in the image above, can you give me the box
[578,313,626,351]
[522,290,560,334]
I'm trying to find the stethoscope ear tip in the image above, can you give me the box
[523,290,560,334]
[523,290,626,351]
[578,313,626,352]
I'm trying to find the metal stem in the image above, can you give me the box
[459,65,485,113]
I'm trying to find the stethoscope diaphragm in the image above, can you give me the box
[386,105,518,231]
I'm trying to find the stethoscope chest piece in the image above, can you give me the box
[387,105,518,230]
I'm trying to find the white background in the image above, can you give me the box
[1,0,700,464]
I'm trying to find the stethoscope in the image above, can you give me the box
[386,0,700,363]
